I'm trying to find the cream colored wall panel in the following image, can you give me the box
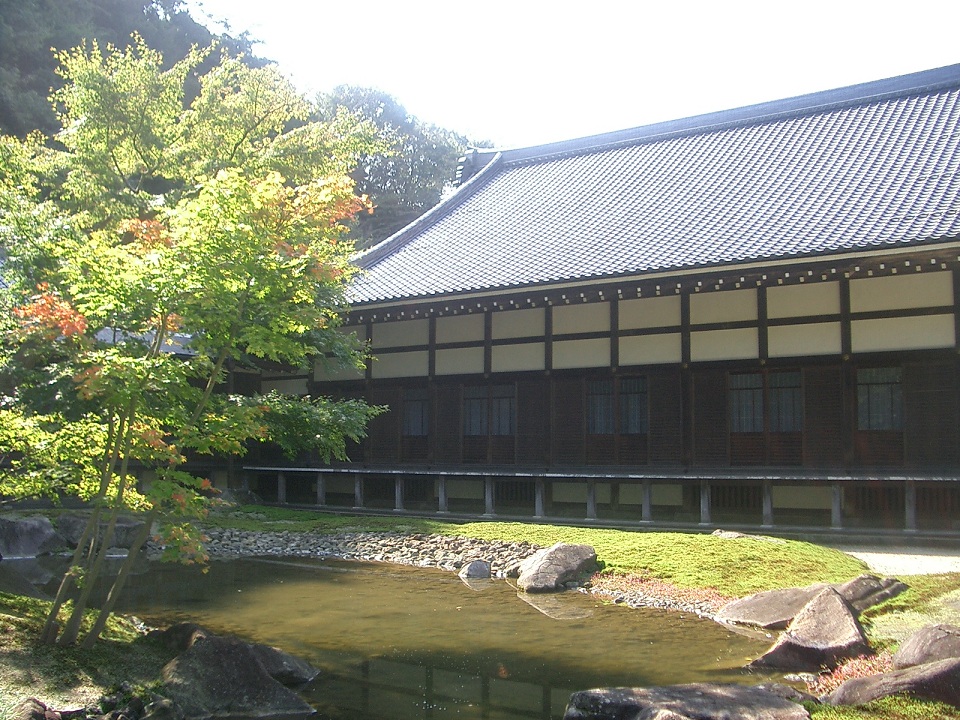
[326,475,354,493]
[619,295,682,330]
[444,478,484,500]
[767,283,841,319]
[690,289,757,324]
[690,328,758,361]
[553,338,610,369]
[772,485,833,510]
[768,322,842,358]
[260,378,308,394]
[371,318,429,348]
[492,307,545,339]
[852,314,955,353]
[339,324,368,342]
[653,484,684,506]
[435,347,484,376]
[436,314,484,343]
[372,350,429,378]
[553,302,610,335]
[619,333,682,366]
[492,343,545,373]
[851,271,954,313]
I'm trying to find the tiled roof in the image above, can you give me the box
[351,66,960,306]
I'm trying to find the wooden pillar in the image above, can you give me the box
[394,476,404,511]
[438,474,449,513]
[315,473,326,506]
[277,472,287,504]
[699,480,711,525]
[904,480,917,532]
[586,480,597,519]
[762,480,773,527]
[484,476,495,516]
[831,484,843,529]
[641,480,652,522]
[354,473,364,509]
[535,478,545,518]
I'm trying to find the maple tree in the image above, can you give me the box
[0,37,383,647]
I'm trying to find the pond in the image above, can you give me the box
[100,556,775,720]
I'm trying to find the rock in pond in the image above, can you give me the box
[0,515,65,558]
[563,683,810,719]
[517,542,597,593]
[749,588,870,672]
[162,632,315,719]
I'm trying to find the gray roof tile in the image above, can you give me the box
[351,66,960,305]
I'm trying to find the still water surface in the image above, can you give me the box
[113,557,772,720]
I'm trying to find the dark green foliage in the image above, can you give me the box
[0,0,261,137]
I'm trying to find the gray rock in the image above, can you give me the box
[827,657,960,707]
[717,574,905,630]
[893,624,960,669]
[563,684,810,719]
[517,542,598,593]
[11,698,47,720]
[0,515,65,558]
[835,574,908,614]
[750,588,870,672]
[142,697,184,720]
[458,559,492,579]
[162,633,314,719]
[57,512,145,550]
[249,642,320,686]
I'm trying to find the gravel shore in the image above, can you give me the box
[192,527,728,618]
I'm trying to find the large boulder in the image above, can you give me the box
[717,574,906,630]
[151,622,318,687]
[0,515,65,558]
[517,542,598,593]
[749,588,870,672]
[893,624,960,669]
[827,657,960,707]
[161,633,315,719]
[563,684,810,719]
[57,512,146,550]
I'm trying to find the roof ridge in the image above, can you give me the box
[491,64,960,165]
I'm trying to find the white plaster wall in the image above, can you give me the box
[553,338,611,369]
[690,289,757,324]
[436,347,484,376]
[372,318,429,348]
[772,485,833,510]
[851,271,954,313]
[372,350,429,378]
[492,343,545,373]
[690,328,758,361]
[492,307,545,339]
[261,377,309,394]
[619,295,682,330]
[436,314,484,343]
[851,314,955,353]
[768,322,842,358]
[619,333,682,366]
[553,302,610,335]
[767,283,841,319]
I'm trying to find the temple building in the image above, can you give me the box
[252,64,960,535]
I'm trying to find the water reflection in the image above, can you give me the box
[103,557,771,720]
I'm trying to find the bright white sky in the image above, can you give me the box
[184,0,960,149]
